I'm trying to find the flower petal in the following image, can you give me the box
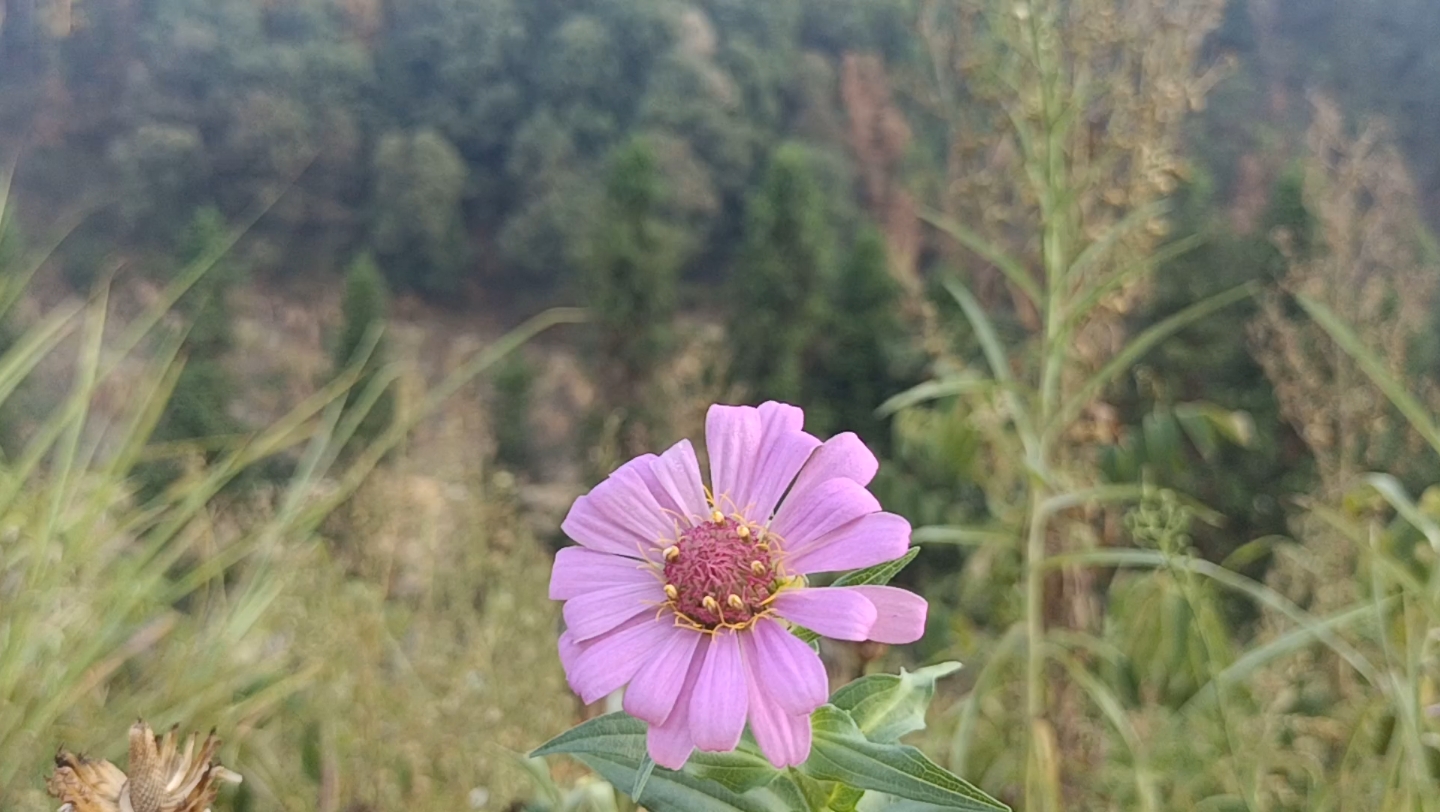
[847,586,928,644]
[743,403,821,523]
[707,404,762,514]
[646,439,709,525]
[688,629,748,751]
[770,478,880,550]
[558,631,581,673]
[647,636,707,769]
[747,617,829,714]
[562,461,678,558]
[563,616,671,704]
[562,580,664,641]
[740,630,813,768]
[770,588,878,642]
[785,432,879,509]
[624,624,703,725]
[784,512,912,575]
[549,547,657,600]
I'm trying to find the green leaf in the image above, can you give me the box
[1047,281,1257,447]
[1299,294,1440,456]
[804,706,1009,811]
[911,526,1013,548]
[533,712,784,798]
[1041,547,1383,689]
[1364,473,1440,555]
[576,752,799,812]
[532,711,649,763]
[828,663,962,743]
[941,278,1038,453]
[633,753,657,802]
[922,209,1042,305]
[833,547,921,588]
[876,375,1001,417]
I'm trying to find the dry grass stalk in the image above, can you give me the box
[1250,94,1440,496]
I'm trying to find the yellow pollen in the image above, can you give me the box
[727,594,745,611]
[663,545,681,562]
[737,525,751,539]
[756,541,770,552]
[711,509,725,524]
[750,560,766,576]
[702,595,720,613]
[664,584,679,600]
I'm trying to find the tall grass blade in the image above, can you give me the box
[1300,294,1440,455]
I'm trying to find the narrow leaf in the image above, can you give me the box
[1047,282,1256,446]
[833,548,922,588]
[922,209,1042,305]
[877,376,999,417]
[577,752,795,812]
[805,706,1009,810]
[1299,294,1440,455]
[911,525,1014,548]
[1365,473,1440,556]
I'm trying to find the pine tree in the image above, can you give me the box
[581,136,686,459]
[139,207,244,497]
[806,227,905,450]
[157,207,241,446]
[333,252,395,453]
[727,143,835,402]
[491,353,536,475]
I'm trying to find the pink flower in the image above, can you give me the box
[551,402,927,770]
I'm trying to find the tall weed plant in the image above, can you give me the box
[899,4,1440,810]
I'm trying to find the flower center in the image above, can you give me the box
[662,512,780,629]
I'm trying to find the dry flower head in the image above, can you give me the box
[47,721,241,812]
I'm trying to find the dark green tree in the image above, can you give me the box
[805,227,906,450]
[491,353,536,476]
[333,252,395,453]
[727,143,835,402]
[581,136,686,457]
[370,128,471,296]
[138,207,245,498]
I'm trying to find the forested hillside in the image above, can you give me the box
[6,0,1440,809]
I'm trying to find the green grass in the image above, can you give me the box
[0,177,585,808]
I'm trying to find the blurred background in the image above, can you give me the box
[2,0,1440,809]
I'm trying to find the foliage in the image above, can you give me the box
[492,352,537,476]
[10,0,1440,809]
[727,143,835,404]
[370,129,471,296]
[804,227,909,451]
[580,136,688,458]
[137,207,246,497]
[1108,172,1312,561]
[898,0,1234,808]
[332,252,395,455]
[1250,97,1440,497]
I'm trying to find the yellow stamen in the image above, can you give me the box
[737,524,751,539]
[727,594,745,611]
[756,541,770,552]
[711,509,725,524]
[664,584,679,601]
[663,545,681,562]
[703,595,720,614]
[751,560,766,576]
